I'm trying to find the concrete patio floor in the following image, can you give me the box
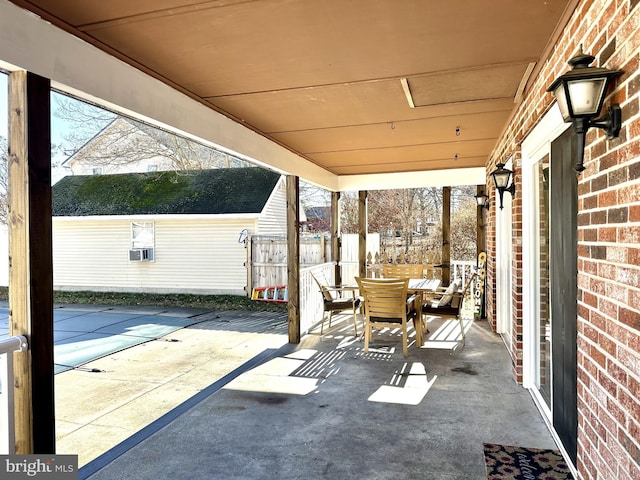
[67,310,561,480]
[54,306,289,466]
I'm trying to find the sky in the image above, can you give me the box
[1,72,100,183]
[1,72,70,145]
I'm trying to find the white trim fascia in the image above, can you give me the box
[260,175,285,216]
[53,213,261,222]
[520,103,570,388]
[495,157,513,337]
[520,149,538,389]
[338,167,487,191]
[0,0,338,191]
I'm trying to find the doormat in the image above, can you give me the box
[483,443,574,479]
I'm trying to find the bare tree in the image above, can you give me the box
[451,195,478,261]
[52,92,117,159]
[339,185,478,261]
[53,93,246,172]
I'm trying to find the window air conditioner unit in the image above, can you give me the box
[129,248,154,262]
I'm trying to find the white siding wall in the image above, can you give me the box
[53,217,256,295]
[257,179,287,235]
[69,154,173,176]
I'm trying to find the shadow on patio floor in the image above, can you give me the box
[78,312,559,480]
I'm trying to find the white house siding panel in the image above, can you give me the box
[257,180,287,235]
[53,218,256,295]
[69,153,172,176]
[53,221,130,288]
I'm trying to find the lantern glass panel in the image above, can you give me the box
[566,77,606,116]
[492,171,510,189]
[553,84,571,122]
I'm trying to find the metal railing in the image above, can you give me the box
[0,335,28,454]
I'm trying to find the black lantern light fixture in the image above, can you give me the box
[491,162,515,210]
[475,192,489,210]
[547,47,622,173]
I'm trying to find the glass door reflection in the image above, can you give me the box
[536,158,551,407]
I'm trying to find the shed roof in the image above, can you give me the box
[53,168,281,216]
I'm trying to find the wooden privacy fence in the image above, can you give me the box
[248,233,474,293]
[248,234,380,291]
[248,234,331,290]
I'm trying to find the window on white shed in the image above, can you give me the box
[131,222,154,249]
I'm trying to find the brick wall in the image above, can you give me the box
[486,0,640,478]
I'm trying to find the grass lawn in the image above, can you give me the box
[0,287,287,313]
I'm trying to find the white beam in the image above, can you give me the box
[0,0,338,190]
[338,167,487,191]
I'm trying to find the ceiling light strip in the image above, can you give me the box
[514,62,536,103]
[400,78,415,108]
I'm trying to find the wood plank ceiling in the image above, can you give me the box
[10,0,572,176]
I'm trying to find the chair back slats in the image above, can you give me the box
[310,272,335,301]
[356,277,413,356]
[311,272,361,336]
[356,278,408,321]
[381,264,423,279]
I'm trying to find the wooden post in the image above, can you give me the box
[477,184,486,257]
[358,191,367,278]
[442,186,451,286]
[286,175,300,343]
[331,191,341,286]
[8,71,55,454]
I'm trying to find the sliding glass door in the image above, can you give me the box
[534,157,551,408]
[522,104,576,468]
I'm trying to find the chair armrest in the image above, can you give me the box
[432,286,451,294]
[324,286,358,299]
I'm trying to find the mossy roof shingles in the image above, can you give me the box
[53,168,281,216]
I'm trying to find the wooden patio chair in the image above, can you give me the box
[355,277,418,357]
[422,273,477,344]
[311,272,361,336]
[381,263,424,279]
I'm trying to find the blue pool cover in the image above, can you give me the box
[0,305,213,374]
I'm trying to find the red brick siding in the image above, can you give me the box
[486,1,640,479]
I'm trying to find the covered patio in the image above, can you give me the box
[75,312,557,480]
[1,1,639,479]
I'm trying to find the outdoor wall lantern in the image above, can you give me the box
[475,192,489,210]
[491,163,515,210]
[547,48,622,173]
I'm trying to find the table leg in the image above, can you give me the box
[413,295,424,346]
